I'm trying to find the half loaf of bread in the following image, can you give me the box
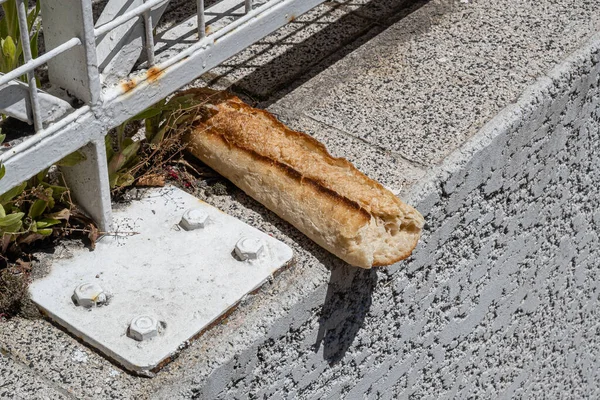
[182,88,424,268]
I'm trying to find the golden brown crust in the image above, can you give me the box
[180,88,423,267]
[197,122,372,222]
[181,88,406,218]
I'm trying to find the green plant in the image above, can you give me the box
[0,0,88,253]
[107,93,208,191]
[0,175,63,252]
[0,0,41,78]
[0,0,41,192]
[0,133,92,255]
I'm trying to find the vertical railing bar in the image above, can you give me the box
[79,0,102,107]
[93,0,167,37]
[16,0,43,131]
[197,0,206,39]
[245,0,252,14]
[142,1,156,66]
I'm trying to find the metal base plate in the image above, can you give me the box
[29,186,293,375]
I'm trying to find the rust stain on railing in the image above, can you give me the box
[121,79,137,93]
[120,66,165,93]
[147,66,164,83]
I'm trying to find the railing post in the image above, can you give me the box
[40,0,101,106]
[41,1,112,231]
[15,0,43,131]
[60,139,113,232]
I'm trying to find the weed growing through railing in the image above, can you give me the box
[107,92,217,195]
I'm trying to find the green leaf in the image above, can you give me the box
[108,140,141,175]
[1,220,22,234]
[0,133,6,145]
[145,118,157,142]
[29,22,41,66]
[130,101,165,121]
[45,209,70,221]
[40,182,68,198]
[105,135,115,160]
[27,0,40,30]
[37,228,53,236]
[115,173,135,188]
[28,199,47,218]
[36,218,61,229]
[0,164,5,181]
[122,140,141,160]
[56,150,87,167]
[47,194,55,211]
[150,125,168,145]
[2,203,14,214]
[0,212,24,227]
[1,1,18,40]
[163,94,202,111]
[0,11,7,39]
[0,182,26,204]
[121,137,134,148]
[0,204,5,218]
[116,123,126,150]
[1,36,17,64]
[108,172,118,188]
[35,168,49,183]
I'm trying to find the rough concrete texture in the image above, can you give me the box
[150,31,600,399]
[269,0,600,166]
[0,353,71,399]
[1,0,600,398]
[204,3,375,98]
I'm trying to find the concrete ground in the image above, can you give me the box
[1,0,600,398]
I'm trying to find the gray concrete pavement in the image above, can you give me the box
[1,0,599,398]
[0,352,72,400]
[268,0,600,166]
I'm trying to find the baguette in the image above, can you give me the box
[182,88,424,268]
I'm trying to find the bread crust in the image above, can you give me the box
[182,88,424,268]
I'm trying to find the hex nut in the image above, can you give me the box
[73,282,107,308]
[179,208,210,230]
[234,237,265,260]
[128,315,159,341]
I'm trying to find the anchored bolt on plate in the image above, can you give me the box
[234,237,265,260]
[73,282,107,308]
[128,315,159,341]
[179,208,210,230]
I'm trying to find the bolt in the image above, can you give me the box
[179,208,210,231]
[234,237,264,260]
[128,315,159,341]
[73,282,107,308]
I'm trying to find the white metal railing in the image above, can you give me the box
[94,0,166,38]
[0,38,81,85]
[0,0,327,231]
